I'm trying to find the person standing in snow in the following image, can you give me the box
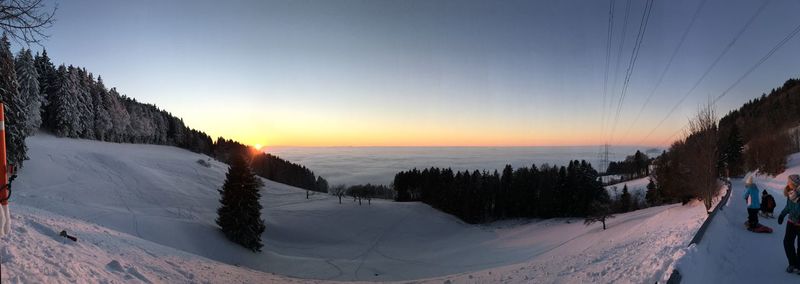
[762,190,777,218]
[778,174,800,274]
[743,175,761,230]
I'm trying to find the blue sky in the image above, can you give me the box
[26,0,800,146]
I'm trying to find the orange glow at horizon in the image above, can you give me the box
[172,101,680,148]
[200,120,675,148]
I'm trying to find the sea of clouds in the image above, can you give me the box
[268,146,661,187]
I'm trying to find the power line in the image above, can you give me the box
[712,21,800,105]
[619,0,708,143]
[638,0,771,145]
[652,13,800,147]
[600,0,616,137]
[609,0,654,143]
[599,0,616,174]
[606,0,632,134]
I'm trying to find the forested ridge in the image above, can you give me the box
[393,160,609,224]
[0,38,328,192]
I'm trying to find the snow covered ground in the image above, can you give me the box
[605,176,650,202]
[0,205,303,284]
[2,133,710,283]
[675,153,800,283]
[422,201,708,283]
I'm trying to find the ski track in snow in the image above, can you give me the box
[2,133,713,283]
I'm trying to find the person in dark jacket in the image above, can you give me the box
[762,189,777,218]
[779,174,800,274]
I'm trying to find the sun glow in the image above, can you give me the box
[254,144,263,150]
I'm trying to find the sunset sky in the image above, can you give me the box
[32,0,800,147]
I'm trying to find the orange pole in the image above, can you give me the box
[0,103,7,206]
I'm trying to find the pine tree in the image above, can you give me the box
[106,88,130,141]
[15,49,41,135]
[92,76,113,141]
[0,34,27,167]
[50,65,81,137]
[619,184,631,213]
[34,49,56,127]
[645,178,660,206]
[633,150,648,177]
[498,164,513,217]
[315,176,329,193]
[216,154,265,252]
[75,68,95,138]
[724,124,745,177]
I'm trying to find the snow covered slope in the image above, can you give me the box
[3,133,712,283]
[675,153,800,283]
[605,176,651,202]
[423,201,708,283]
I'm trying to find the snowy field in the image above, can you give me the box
[676,153,800,283]
[605,176,651,202]
[2,134,702,283]
[0,205,303,284]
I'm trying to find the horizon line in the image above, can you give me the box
[263,144,666,149]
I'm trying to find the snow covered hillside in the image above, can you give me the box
[605,176,651,202]
[424,201,708,283]
[676,153,800,283]
[3,133,712,283]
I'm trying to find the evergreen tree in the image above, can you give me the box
[14,49,41,135]
[645,178,660,206]
[498,164,513,218]
[0,34,25,166]
[92,76,113,141]
[74,68,95,138]
[106,87,130,141]
[166,116,186,145]
[619,184,631,213]
[216,154,265,252]
[34,49,55,127]
[49,65,81,137]
[723,124,745,177]
[315,176,329,193]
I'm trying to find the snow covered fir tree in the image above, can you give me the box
[0,34,28,167]
[216,154,266,252]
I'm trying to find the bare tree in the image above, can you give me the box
[684,102,719,211]
[329,184,346,204]
[585,200,615,230]
[0,0,56,45]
